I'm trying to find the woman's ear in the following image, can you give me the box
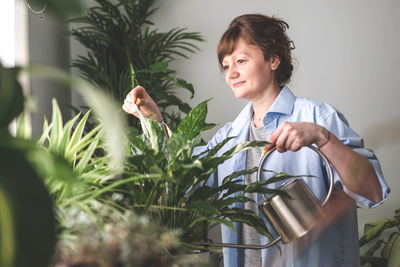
[270,56,281,71]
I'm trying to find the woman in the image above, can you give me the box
[123,14,389,267]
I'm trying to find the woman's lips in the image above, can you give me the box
[233,81,246,88]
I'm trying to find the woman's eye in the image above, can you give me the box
[237,59,245,64]
[222,65,229,71]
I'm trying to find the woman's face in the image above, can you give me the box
[221,38,277,101]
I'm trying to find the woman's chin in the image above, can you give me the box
[232,89,246,99]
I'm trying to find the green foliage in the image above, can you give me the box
[28,65,127,173]
[0,63,23,129]
[120,100,294,249]
[360,208,400,267]
[69,0,204,128]
[32,100,109,206]
[0,62,56,267]
[0,145,56,267]
[20,99,127,248]
[0,60,129,265]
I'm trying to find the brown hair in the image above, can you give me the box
[217,14,294,86]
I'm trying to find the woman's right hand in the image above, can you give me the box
[122,86,163,122]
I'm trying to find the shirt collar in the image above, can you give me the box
[231,86,296,130]
[268,86,295,115]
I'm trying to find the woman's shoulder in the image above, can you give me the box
[292,95,351,129]
[293,95,340,119]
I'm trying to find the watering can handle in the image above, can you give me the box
[257,145,334,206]
[195,146,334,250]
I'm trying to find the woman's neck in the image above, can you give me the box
[251,85,281,128]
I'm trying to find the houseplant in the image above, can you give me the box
[34,97,294,251]
[359,208,400,267]
[14,1,295,263]
[69,0,203,129]
[112,100,295,251]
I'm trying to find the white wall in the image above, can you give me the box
[149,0,400,231]
[0,0,15,67]
[29,12,72,138]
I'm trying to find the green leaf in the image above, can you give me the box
[186,200,220,216]
[15,111,30,139]
[189,186,213,202]
[222,140,270,159]
[221,167,259,185]
[29,65,127,173]
[177,100,214,139]
[0,63,24,129]
[49,99,64,152]
[382,232,400,266]
[0,144,56,267]
[202,136,236,158]
[222,208,274,240]
[37,117,50,145]
[0,185,15,267]
[162,76,195,98]
[361,238,385,259]
[214,196,254,209]
[74,136,100,173]
[66,109,92,153]
[360,217,400,246]
[167,133,192,162]
[58,112,81,157]
[66,124,102,160]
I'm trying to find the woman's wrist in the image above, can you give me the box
[317,128,331,148]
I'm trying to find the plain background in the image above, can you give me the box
[26,0,399,236]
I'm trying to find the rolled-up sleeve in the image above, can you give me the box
[319,110,390,209]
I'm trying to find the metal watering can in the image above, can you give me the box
[200,146,334,249]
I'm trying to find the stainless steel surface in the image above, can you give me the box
[260,179,325,243]
[257,146,334,244]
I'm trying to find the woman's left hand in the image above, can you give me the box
[266,122,383,203]
[266,122,330,153]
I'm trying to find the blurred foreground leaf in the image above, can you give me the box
[28,65,127,173]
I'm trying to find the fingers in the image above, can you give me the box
[268,123,290,153]
[122,86,163,122]
[128,86,146,106]
[263,143,274,155]
[268,122,308,153]
[122,86,146,117]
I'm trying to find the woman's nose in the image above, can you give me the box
[227,65,239,79]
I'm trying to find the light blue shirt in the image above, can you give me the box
[196,86,389,267]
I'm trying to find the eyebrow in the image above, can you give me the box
[222,52,251,64]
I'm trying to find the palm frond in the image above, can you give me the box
[69,0,204,128]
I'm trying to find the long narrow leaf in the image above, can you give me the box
[66,109,92,153]
[74,136,100,173]
[50,99,64,151]
[59,113,81,157]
